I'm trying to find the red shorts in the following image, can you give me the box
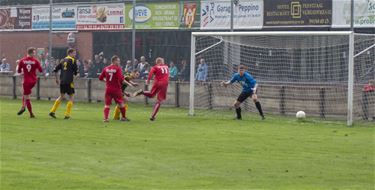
[145,81,168,101]
[104,90,124,106]
[23,82,36,95]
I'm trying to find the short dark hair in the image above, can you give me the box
[238,65,246,70]
[67,48,75,55]
[111,55,119,63]
[27,47,36,55]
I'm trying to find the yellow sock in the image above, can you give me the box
[113,105,120,120]
[64,101,73,117]
[125,103,128,111]
[50,99,61,113]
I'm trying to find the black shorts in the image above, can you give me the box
[237,91,253,103]
[60,83,75,95]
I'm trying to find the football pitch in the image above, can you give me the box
[0,98,374,189]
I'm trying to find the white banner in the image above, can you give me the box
[332,0,375,28]
[201,0,263,30]
[32,5,76,30]
[77,3,124,30]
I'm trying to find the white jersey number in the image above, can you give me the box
[26,64,32,72]
[161,67,168,74]
[108,72,114,81]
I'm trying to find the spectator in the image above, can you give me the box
[83,59,90,74]
[195,58,208,82]
[120,59,127,70]
[133,58,139,70]
[0,57,10,72]
[178,59,190,81]
[124,60,133,73]
[43,57,56,75]
[87,60,98,78]
[77,59,85,77]
[169,61,178,80]
[103,57,109,67]
[137,56,149,78]
[93,54,102,74]
[44,56,51,74]
[143,63,150,79]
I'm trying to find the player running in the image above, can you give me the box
[16,47,44,118]
[113,70,140,120]
[133,57,169,121]
[221,65,265,120]
[49,48,78,119]
[99,55,129,122]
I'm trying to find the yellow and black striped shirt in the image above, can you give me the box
[53,56,78,85]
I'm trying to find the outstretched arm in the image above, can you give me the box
[221,80,231,87]
[221,74,237,87]
[122,79,133,87]
[129,80,138,87]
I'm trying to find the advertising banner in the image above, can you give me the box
[77,3,124,30]
[332,0,375,28]
[125,2,179,29]
[0,7,31,30]
[263,0,332,27]
[200,0,263,30]
[179,2,200,29]
[32,5,76,30]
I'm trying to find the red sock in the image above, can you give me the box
[143,91,153,98]
[120,107,126,118]
[151,102,161,118]
[25,99,32,114]
[22,96,25,108]
[103,107,110,120]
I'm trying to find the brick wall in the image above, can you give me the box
[0,31,93,70]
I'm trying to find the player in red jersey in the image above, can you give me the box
[16,47,44,118]
[99,55,131,122]
[133,57,169,121]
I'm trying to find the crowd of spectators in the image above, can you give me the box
[76,52,192,82]
[1,52,196,82]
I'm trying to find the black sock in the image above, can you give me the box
[236,107,242,119]
[255,101,264,117]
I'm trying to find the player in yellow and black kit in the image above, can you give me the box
[49,48,78,119]
[113,70,140,120]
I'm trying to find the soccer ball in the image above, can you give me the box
[296,111,306,119]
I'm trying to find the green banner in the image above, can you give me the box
[125,2,179,29]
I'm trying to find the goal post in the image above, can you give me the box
[189,31,375,126]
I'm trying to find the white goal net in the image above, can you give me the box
[189,31,375,126]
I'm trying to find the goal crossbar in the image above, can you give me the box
[192,31,353,37]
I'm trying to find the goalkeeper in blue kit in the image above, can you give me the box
[221,65,265,120]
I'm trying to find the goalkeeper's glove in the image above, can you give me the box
[220,81,227,87]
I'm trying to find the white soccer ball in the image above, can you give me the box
[296,111,306,119]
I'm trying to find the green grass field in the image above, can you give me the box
[0,98,374,190]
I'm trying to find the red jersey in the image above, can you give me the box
[17,56,43,84]
[99,64,124,92]
[147,64,169,83]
